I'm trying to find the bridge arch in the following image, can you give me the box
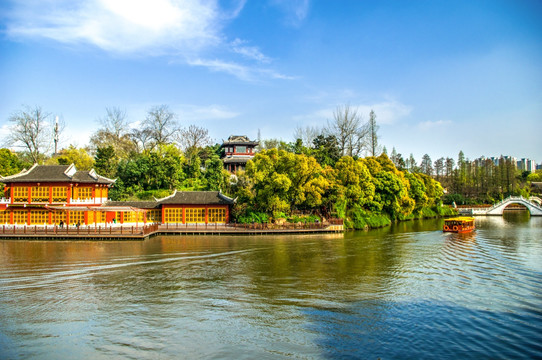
[486,197,542,216]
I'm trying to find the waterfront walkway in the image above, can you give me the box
[0,221,344,241]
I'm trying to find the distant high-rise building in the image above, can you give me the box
[517,158,537,172]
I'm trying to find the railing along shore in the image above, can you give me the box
[0,223,160,236]
[0,219,344,237]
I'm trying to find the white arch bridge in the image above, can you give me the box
[458,196,542,216]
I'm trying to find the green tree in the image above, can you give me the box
[112,145,185,199]
[434,157,444,181]
[94,146,117,179]
[311,134,341,167]
[0,148,23,176]
[405,172,428,212]
[334,156,375,209]
[368,109,379,157]
[407,153,419,173]
[204,154,230,192]
[420,154,433,176]
[246,149,328,216]
[47,145,94,170]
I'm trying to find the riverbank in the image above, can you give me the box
[0,222,344,241]
[345,205,458,230]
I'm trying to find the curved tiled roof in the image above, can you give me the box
[223,156,253,164]
[221,135,259,146]
[104,201,160,209]
[156,190,235,205]
[0,164,115,185]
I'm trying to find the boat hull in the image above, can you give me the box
[443,217,475,233]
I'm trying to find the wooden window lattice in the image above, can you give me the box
[185,208,205,223]
[13,187,28,202]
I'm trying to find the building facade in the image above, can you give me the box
[220,135,259,173]
[0,165,234,226]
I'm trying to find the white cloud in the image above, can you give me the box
[418,119,452,130]
[6,0,221,55]
[356,101,413,125]
[176,104,239,122]
[187,58,294,81]
[0,124,12,145]
[271,0,310,26]
[5,0,291,81]
[231,38,271,63]
[61,127,94,149]
[187,58,254,80]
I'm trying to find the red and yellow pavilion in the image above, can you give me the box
[0,164,234,226]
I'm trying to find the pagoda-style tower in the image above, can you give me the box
[220,135,259,173]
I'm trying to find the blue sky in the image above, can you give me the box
[1,0,541,164]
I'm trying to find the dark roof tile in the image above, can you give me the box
[157,190,234,205]
[105,201,160,209]
[1,164,115,185]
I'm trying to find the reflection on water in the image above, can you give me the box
[1,215,541,359]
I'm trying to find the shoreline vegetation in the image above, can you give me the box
[4,105,538,233]
[229,149,458,231]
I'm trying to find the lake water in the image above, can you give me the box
[1,213,541,359]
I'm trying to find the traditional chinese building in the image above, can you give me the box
[220,135,259,173]
[0,164,234,226]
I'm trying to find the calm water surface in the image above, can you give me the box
[1,213,541,359]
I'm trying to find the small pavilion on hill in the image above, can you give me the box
[220,135,259,173]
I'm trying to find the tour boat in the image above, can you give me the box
[443,217,475,233]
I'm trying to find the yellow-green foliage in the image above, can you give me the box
[245,149,329,217]
[240,151,447,226]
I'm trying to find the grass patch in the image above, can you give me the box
[347,207,391,230]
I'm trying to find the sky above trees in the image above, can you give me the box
[1,0,541,163]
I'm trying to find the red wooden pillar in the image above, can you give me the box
[182,207,185,224]
[84,211,89,225]
[48,211,52,225]
[120,212,124,224]
[225,205,230,223]
[27,209,31,225]
[49,186,53,203]
[9,210,14,225]
[162,206,166,224]
[66,210,70,225]
[205,206,208,224]
[67,185,72,204]
[27,186,32,203]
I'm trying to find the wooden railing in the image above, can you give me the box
[0,223,160,236]
[0,219,344,237]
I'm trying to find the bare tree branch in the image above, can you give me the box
[327,104,368,157]
[89,107,136,157]
[99,107,128,138]
[130,128,154,153]
[293,125,320,147]
[143,105,180,147]
[178,124,213,158]
[6,105,52,163]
